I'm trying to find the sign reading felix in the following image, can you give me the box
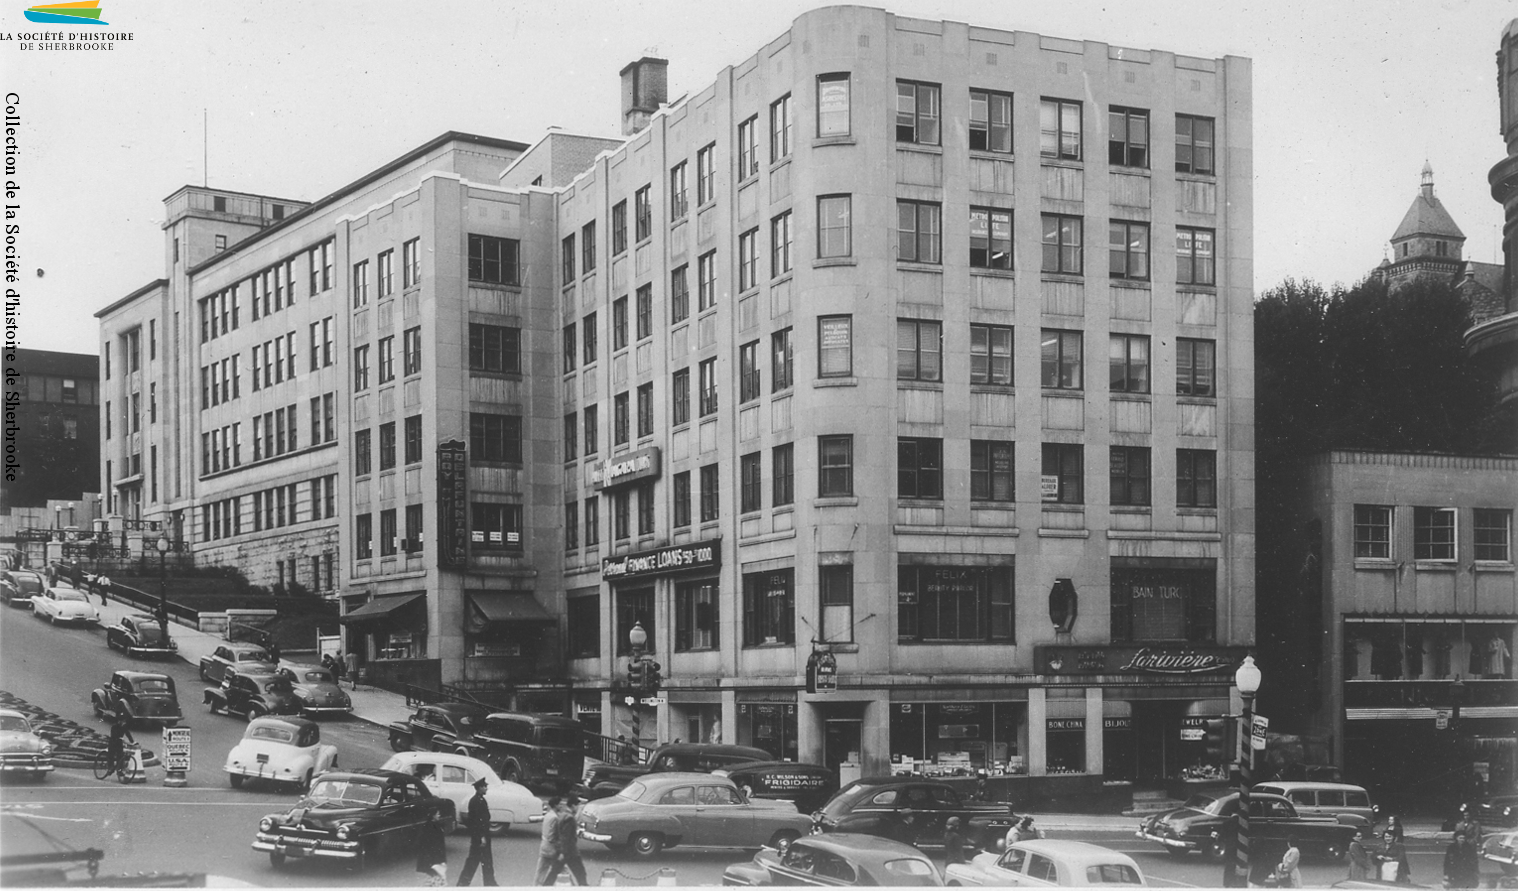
[602,539,720,580]
[437,440,468,568]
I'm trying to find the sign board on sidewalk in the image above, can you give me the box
[1436,709,1451,730]
[162,727,191,771]
[1251,714,1269,751]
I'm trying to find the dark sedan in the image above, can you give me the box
[813,777,1017,851]
[90,670,183,728]
[105,614,177,659]
[577,772,813,858]
[723,832,943,886]
[1,570,44,608]
[1136,791,1359,863]
[199,643,275,684]
[205,668,302,721]
[387,702,492,756]
[275,665,352,717]
[251,769,457,870]
[1444,795,1518,833]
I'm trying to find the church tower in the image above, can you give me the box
[1380,162,1466,291]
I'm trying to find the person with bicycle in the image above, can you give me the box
[108,708,136,777]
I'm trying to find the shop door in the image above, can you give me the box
[1132,702,1182,786]
[824,719,862,777]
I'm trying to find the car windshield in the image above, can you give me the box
[15,576,42,594]
[54,589,88,602]
[238,650,271,662]
[537,726,580,749]
[264,679,293,693]
[135,679,172,694]
[1184,793,1224,813]
[618,781,648,802]
[249,725,296,743]
[1087,864,1143,884]
[133,624,167,642]
[308,779,383,806]
[821,783,876,819]
[0,715,30,732]
[881,858,940,885]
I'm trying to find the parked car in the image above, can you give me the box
[381,751,543,833]
[813,777,1018,851]
[205,667,302,721]
[717,760,840,814]
[946,839,1147,886]
[251,768,457,870]
[1481,827,1518,875]
[0,709,54,779]
[225,716,337,791]
[105,613,177,659]
[1252,781,1378,833]
[1,570,44,607]
[90,670,183,728]
[387,702,492,756]
[274,665,352,717]
[472,710,584,789]
[1444,795,1518,833]
[1135,790,1359,862]
[199,643,275,684]
[582,742,774,799]
[30,588,100,626]
[577,772,813,858]
[722,832,943,886]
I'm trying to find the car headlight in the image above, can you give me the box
[40,743,52,757]
[336,823,353,840]
[259,817,275,832]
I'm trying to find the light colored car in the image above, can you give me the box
[199,643,275,684]
[380,750,542,833]
[578,772,813,858]
[946,839,1147,886]
[275,665,352,717]
[225,716,337,791]
[30,587,99,626]
[723,832,944,886]
[1252,781,1379,833]
[0,709,54,779]
[1482,828,1518,875]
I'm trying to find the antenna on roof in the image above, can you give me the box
[203,109,208,188]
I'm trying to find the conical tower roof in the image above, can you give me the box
[1391,163,1465,242]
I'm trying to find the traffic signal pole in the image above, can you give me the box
[1228,692,1255,888]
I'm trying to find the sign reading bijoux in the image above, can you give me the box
[602,538,720,580]
[1035,644,1250,676]
[588,446,661,490]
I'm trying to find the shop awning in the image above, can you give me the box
[465,592,553,633]
[341,592,426,625]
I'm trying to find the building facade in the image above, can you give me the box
[0,348,100,513]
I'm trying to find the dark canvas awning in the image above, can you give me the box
[341,592,426,625]
[465,592,552,634]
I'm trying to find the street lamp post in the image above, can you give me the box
[1228,656,1263,887]
[154,534,171,639]
[627,622,648,759]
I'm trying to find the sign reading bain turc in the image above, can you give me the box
[601,539,720,580]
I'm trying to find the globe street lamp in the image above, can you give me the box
[1228,655,1263,887]
[155,534,171,639]
[627,622,649,758]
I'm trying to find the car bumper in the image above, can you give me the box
[0,759,54,774]
[578,827,613,843]
[252,833,360,860]
[1137,829,1198,850]
[227,763,299,782]
[1483,846,1518,867]
[300,705,353,716]
[49,615,97,625]
[128,646,178,656]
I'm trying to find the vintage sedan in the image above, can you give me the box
[723,833,943,886]
[31,588,100,626]
[205,668,302,721]
[275,665,352,717]
[578,772,813,858]
[199,643,275,684]
[813,778,1018,851]
[225,716,338,792]
[0,709,54,779]
[1446,795,1518,833]
[946,839,1147,886]
[1482,827,1518,875]
[105,613,177,659]
[387,702,492,756]
[1136,791,1358,861]
[718,760,839,815]
[251,768,456,870]
[381,751,543,832]
[1,570,44,608]
[91,670,183,728]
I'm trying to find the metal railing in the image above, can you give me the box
[584,732,648,765]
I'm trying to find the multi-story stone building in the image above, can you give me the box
[99,7,1255,792]
[0,348,99,512]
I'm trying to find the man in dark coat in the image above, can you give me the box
[1443,831,1481,889]
[457,777,496,886]
[415,808,448,885]
[558,792,589,885]
[942,816,971,869]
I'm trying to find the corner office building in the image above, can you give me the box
[99,7,1254,793]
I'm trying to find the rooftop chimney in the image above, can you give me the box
[620,57,668,136]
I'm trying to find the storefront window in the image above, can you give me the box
[1110,559,1216,643]
[890,702,1025,775]
[739,702,798,761]
[1045,718,1086,774]
[374,630,424,660]
[1103,715,1135,781]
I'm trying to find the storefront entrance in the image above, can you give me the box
[824,719,862,778]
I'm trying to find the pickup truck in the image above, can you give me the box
[1137,790,1361,866]
[579,742,772,799]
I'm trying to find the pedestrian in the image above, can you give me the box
[332,650,346,680]
[1271,836,1302,889]
[558,792,589,886]
[344,650,359,689]
[942,816,971,868]
[973,768,992,801]
[1004,815,1041,850]
[457,777,497,886]
[1381,828,1411,884]
[416,808,449,886]
[1453,803,1484,844]
[532,795,564,886]
[1348,831,1375,882]
[96,574,112,606]
[264,634,281,665]
[107,711,136,775]
[1443,830,1480,889]
[70,564,82,590]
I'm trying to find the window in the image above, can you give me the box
[1042,443,1084,504]
[583,311,598,364]
[896,319,942,381]
[1041,329,1083,390]
[897,200,942,264]
[1110,446,1151,506]
[819,565,854,642]
[669,162,688,221]
[698,251,717,311]
[637,481,655,536]
[636,285,652,340]
[698,357,718,417]
[1176,449,1217,508]
[562,233,576,281]
[379,422,396,470]
[1109,221,1150,280]
[819,435,854,497]
[404,504,422,549]
[969,207,1013,270]
[898,437,943,499]
[585,405,599,455]
[1414,507,1456,561]
[1108,107,1149,168]
[1041,214,1083,274]
[403,326,422,376]
[402,238,421,289]
[470,324,521,374]
[672,368,690,426]
[771,328,793,391]
[741,452,762,513]
[770,93,792,161]
[817,73,851,137]
[562,324,576,374]
[1109,334,1151,393]
[352,260,370,307]
[970,324,1013,386]
[565,502,579,551]
[1175,114,1215,175]
[737,115,759,179]
[817,195,852,259]
[970,440,1015,503]
[379,509,397,556]
[739,341,761,403]
[466,234,522,287]
[404,415,422,465]
[636,383,654,438]
[969,89,1013,153]
[818,315,852,377]
[696,143,716,206]
[375,336,394,383]
[1177,227,1216,285]
[895,80,941,145]
[673,471,691,527]
[564,413,578,462]
[743,568,794,646]
[471,413,523,463]
[771,211,792,277]
[699,464,720,522]
[671,265,690,323]
[1039,98,1082,160]
[472,503,523,551]
[215,234,227,252]
[611,200,627,255]
[1475,509,1512,562]
[773,443,794,507]
[1176,338,1216,397]
[584,496,600,547]
[613,491,629,541]
[354,429,371,475]
[581,221,597,272]
[356,514,373,560]
[898,565,1014,643]
[675,582,719,651]
[738,228,759,291]
[1354,505,1392,559]
[567,595,597,657]
[613,296,628,351]
[613,392,630,445]
[377,249,394,298]
[634,185,652,242]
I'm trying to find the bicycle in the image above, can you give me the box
[93,744,142,783]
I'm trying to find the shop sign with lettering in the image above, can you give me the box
[1103,716,1133,730]
[588,446,662,490]
[1035,644,1250,676]
[1046,718,1085,731]
[602,538,720,580]
[806,650,838,694]
[437,439,468,568]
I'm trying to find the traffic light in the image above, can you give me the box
[627,660,645,690]
[645,661,662,694]
[1204,718,1230,762]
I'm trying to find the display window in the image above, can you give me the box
[739,702,798,761]
[1103,715,1135,781]
[1046,717,1086,774]
[889,702,1026,775]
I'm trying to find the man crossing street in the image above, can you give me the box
[457,777,496,886]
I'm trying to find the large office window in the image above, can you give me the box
[970,440,1014,503]
[897,200,942,264]
[1041,329,1083,390]
[739,341,761,403]
[1414,507,1457,561]
[737,115,759,179]
[699,464,720,522]
[584,405,598,456]
[898,565,1013,643]
[696,143,716,206]
[1041,443,1083,504]
[819,565,854,643]
[582,311,598,365]
[896,319,942,381]
[1109,221,1150,280]
[403,414,422,465]
[1039,98,1082,160]
[562,324,576,374]
[817,73,851,137]
[698,358,718,417]
[672,369,690,426]
[611,200,627,255]
[697,252,717,312]
[819,435,853,497]
[1108,107,1149,168]
[772,328,793,391]
[669,162,688,221]
[1109,334,1151,393]
[469,324,520,374]
[1175,114,1215,175]
[817,195,851,258]
[561,233,576,281]
[636,383,654,438]
[634,185,652,243]
[895,80,941,145]
[738,228,759,291]
[772,443,794,507]
[636,285,652,341]
[470,413,523,464]
[472,503,522,551]
[1176,449,1217,508]
[970,207,1012,269]
[969,89,1012,153]
[1110,446,1151,506]
[670,265,690,324]
[675,582,719,652]
[971,324,1013,386]
[1041,214,1083,274]
[612,296,628,351]
[1177,227,1216,285]
[740,452,762,513]
[1354,505,1393,559]
[378,422,396,471]
[1176,338,1217,397]
[613,391,630,446]
[467,234,520,286]
[1475,509,1512,563]
[770,93,793,161]
[898,437,943,500]
[581,221,597,273]
[818,316,852,378]
[742,568,795,646]
[672,471,691,528]
[771,211,793,277]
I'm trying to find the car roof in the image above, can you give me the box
[1257,781,1369,793]
[248,716,317,733]
[114,670,173,681]
[318,768,416,785]
[650,742,772,758]
[228,666,280,680]
[483,710,580,727]
[224,643,270,653]
[1008,839,1142,868]
[636,771,738,787]
[792,832,931,857]
[386,751,496,772]
[426,702,493,716]
[0,709,28,720]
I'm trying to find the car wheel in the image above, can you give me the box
[1206,839,1227,861]
[489,821,509,835]
[247,708,264,723]
[629,831,663,858]
[199,665,209,682]
[501,762,521,784]
[229,773,244,789]
[768,829,800,849]
[268,851,285,869]
[388,735,408,753]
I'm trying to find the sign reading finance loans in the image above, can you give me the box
[602,539,721,580]
[437,440,468,568]
[589,446,661,490]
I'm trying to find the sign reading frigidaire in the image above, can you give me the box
[589,446,661,490]
[437,439,468,568]
[602,538,720,580]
